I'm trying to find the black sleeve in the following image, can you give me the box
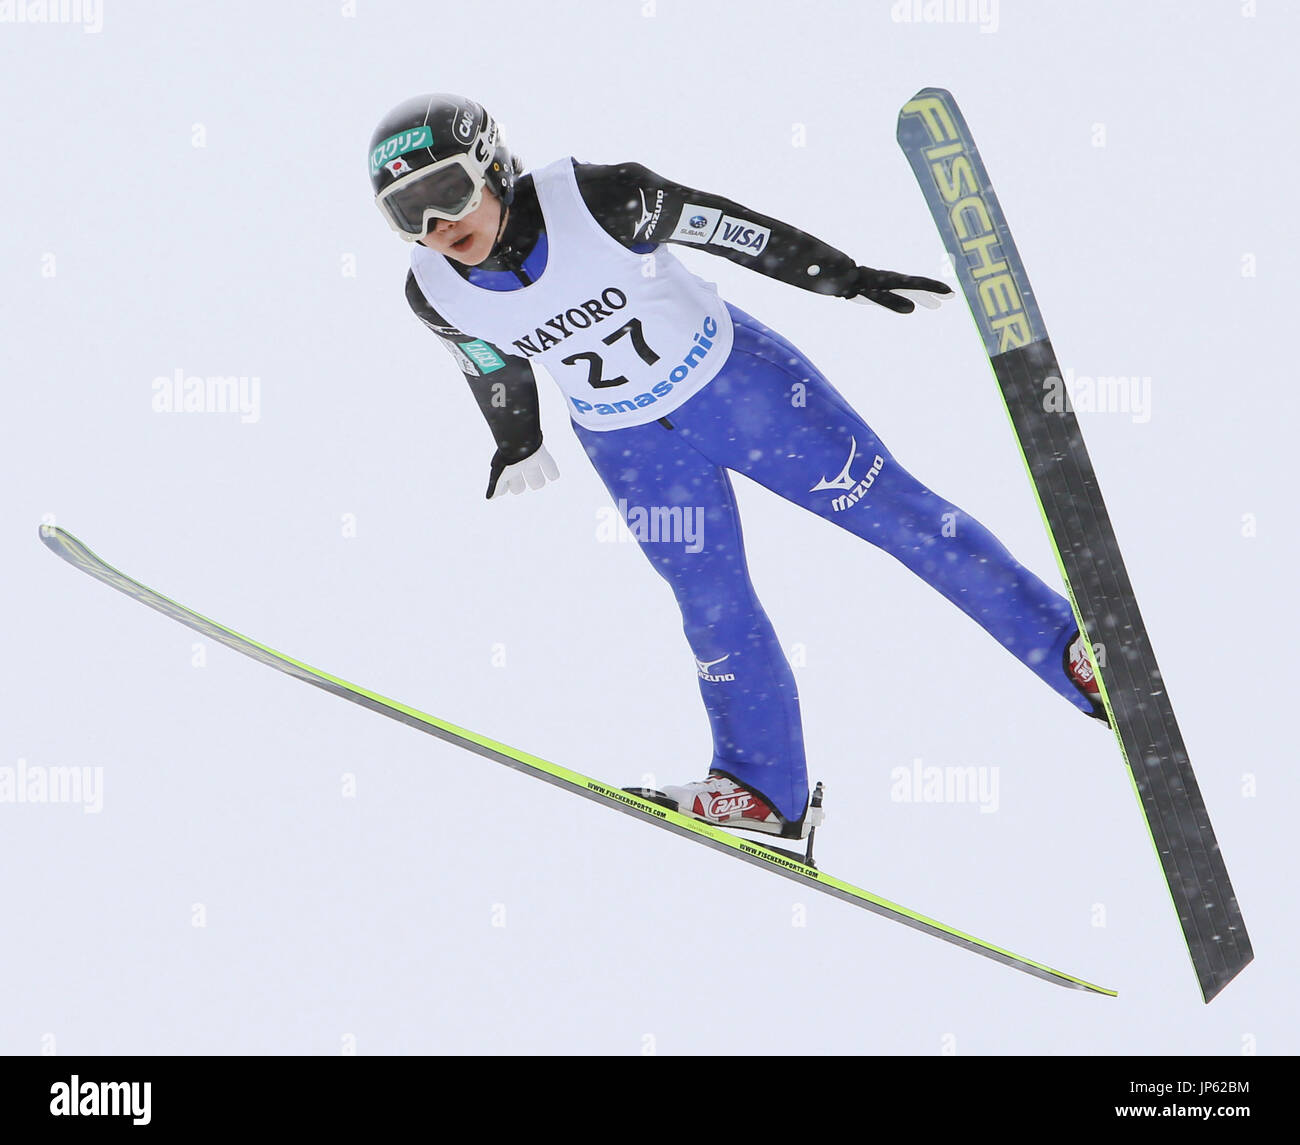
[404,270,543,464]
[572,160,860,298]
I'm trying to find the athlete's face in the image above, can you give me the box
[419,188,501,265]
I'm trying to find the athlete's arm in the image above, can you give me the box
[404,271,557,499]
[573,160,950,314]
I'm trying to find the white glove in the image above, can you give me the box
[489,444,560,499]
[893,287,950,310]
[849,286,951,310]
[847,266,954,313]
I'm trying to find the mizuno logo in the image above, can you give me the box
[696,655,736,683]
[811,438,860,492]
[811,438,885,512]
[635,188,665,239]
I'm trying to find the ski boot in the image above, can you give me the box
[625,773,826,866]
[638,772,817,837]
[1066,629,1109,725]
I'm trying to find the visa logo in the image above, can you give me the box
[716,215,770,256]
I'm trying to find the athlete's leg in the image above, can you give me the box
[673,303,1090,714]
[573,417,809,819]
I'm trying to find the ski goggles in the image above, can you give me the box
[376,154,486,240]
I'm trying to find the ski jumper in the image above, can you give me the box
[408,158,1091,821]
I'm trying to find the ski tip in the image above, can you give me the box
[896,88,959,140]
[39,524,94,569]
[906,85,954,102]
[39,522,77,553]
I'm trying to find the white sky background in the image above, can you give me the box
[0,0,1293,1054]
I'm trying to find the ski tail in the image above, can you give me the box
[896,89,1252,1002]
[40,524,1115,997]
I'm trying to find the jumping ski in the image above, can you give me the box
[896,88,1252,1002]
[40,524,1113,997]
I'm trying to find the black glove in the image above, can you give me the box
[848,266,953,314]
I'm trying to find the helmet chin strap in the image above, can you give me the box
[492,201,510,251]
